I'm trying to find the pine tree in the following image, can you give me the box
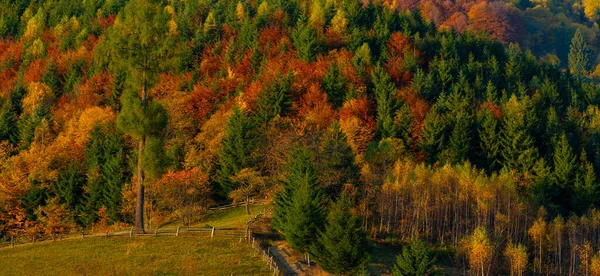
[0,99,18,146]
[53,164,85,222]
[322,63,347,108]
[292,17,321,62]
[319,122,360,196]
[568,29,588,79]
[393,239,436,276]
[284,170,325,257]
[216,107,255,200]
[254,73,292,126]
[273,148,325,257]
[573,151,598,213]
[421,110,446,165]
[311,192,369,275]
[553,133,576,188]
[448,112,472,165]
[107,0,172,233]
[373,65,398,139]
[477,107,500,173]
[500,96,538,173]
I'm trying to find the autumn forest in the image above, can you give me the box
[2,0,600,275]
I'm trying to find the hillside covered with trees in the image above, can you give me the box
[2,0,600,274]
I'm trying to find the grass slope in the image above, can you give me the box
[0,236,270,276]
[0,206,274,276]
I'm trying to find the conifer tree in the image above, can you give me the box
[319,122,360,196]
[216,107,255,199]
[254,73,292,126]
[421,110,446,165]
[553,133,576,188]
[0,99,18,146]
[477,107,500,173]
[393,239,436,276]
[568,29,588,79]
[322,63,347,108]
[292,17,320,62]
[500,96,538,173]
[311,192,369,275]
[448,112,472,164]
[106,0,173,233]
[373,65,398,139]
[53,165,85,222]
[573,151,598,213]
[273,148,325,260]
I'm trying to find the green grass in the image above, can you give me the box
[0,236,270,276]
[198,204,270,229]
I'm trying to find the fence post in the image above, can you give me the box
[32,236,35,244]
[176,226,180,237]
[211,227,215,238]
[10,236,13,248]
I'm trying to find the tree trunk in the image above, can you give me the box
[245,192,250,215]
[135,69,147,235]
[135,137,145,234]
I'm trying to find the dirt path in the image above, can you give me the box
[252,217,324,276]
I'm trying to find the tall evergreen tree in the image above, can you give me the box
[568,29,588,79]
[319,122,360,196]
[500,96,538,173]
[421,110,446,165]
[311,192,369,275]
[322,63,347,108]
[373,65,398,139]
[0,99,18,146]
[273,148,325,259]
[53,164,86,222]
[292,17,320,62]
[477,107,500,173]
[216,107,255,200]
[573,151,598,213]
[553,133,576,188]
[447,112,472,164]
[254,73,292,126]
[106,0,172,233]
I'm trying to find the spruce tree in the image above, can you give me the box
[393,239,436,276]
[53,164,85,222]
[319,122,360,196]
[292,17,320,62]
[421,110,446,165]
[573,151,598,213]
[448,112,472,165]
[500,96,538,173]
[0,99,18,146]
[322,63,347,108]
[373,65,398,139]
[273,148,325,256]
[553,133,576,188]
[216,107,255,200]
[254,73,292,126]
[568,29,588,79]
[477,107,500,173]
[311,192,369,275]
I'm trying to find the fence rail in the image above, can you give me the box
[0,226,247,248]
